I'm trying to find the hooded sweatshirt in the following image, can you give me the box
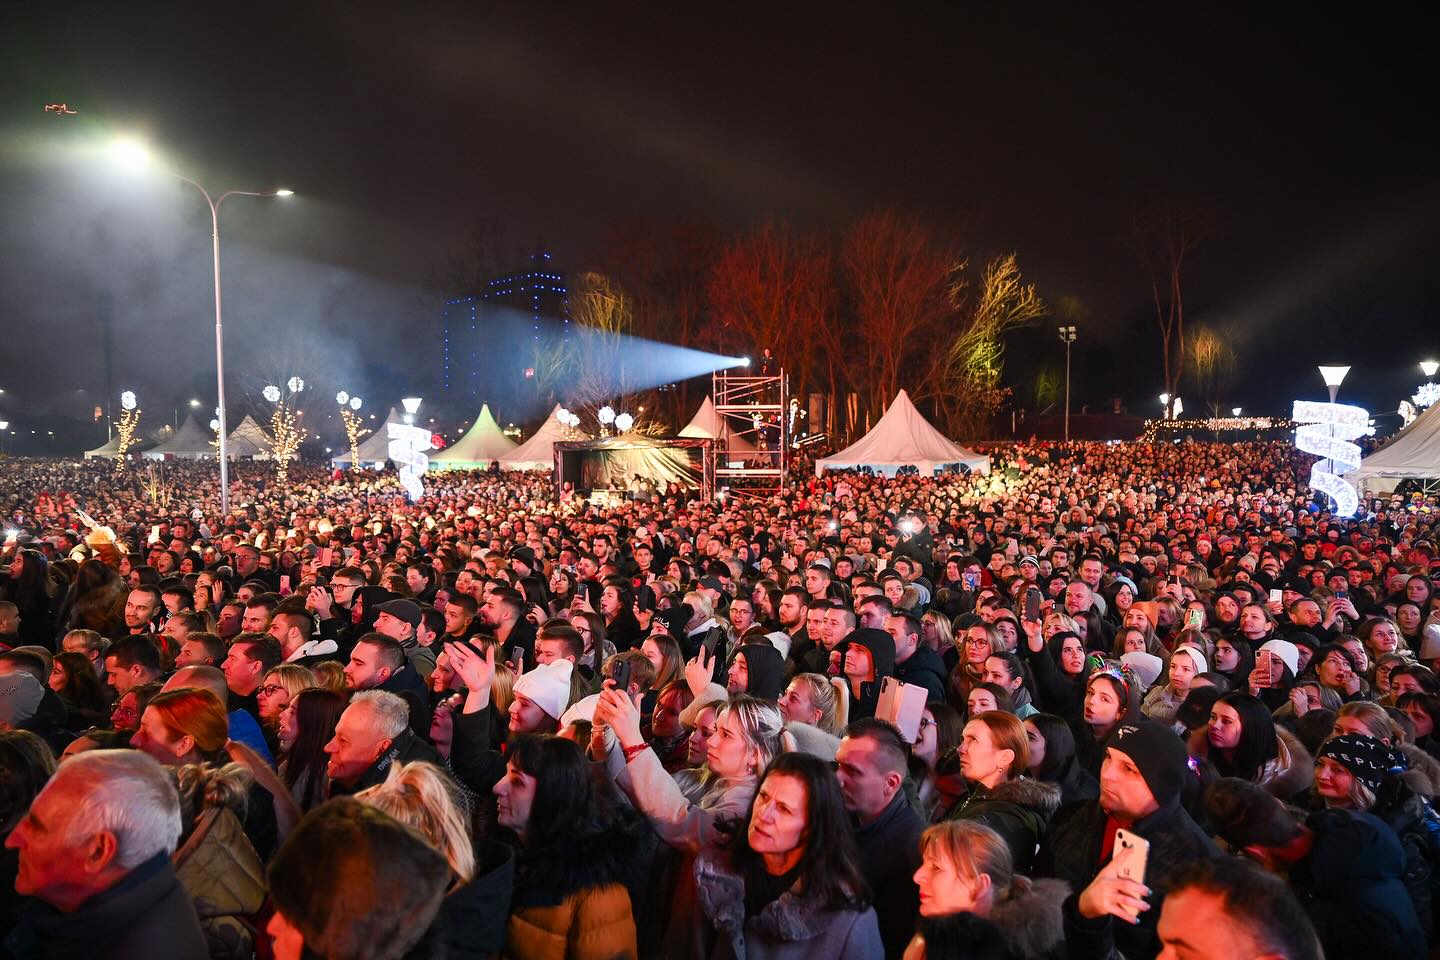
[845,628,896,720]
[734,643,785,701]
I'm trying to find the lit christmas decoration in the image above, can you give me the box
[614,412,634,432]
[349,396,362,411]
[1399,400,1418,428]
[287,377,306,394]
[1293,399,1368,517]
[597,406,616,425]
[340,409,364,470]
[1413,382,1440,409]
[335,391,349,405]
[113,403,141,471]
[387,422,432,501]
[263,385,281,403]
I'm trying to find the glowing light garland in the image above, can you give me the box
[340,409,364,470]
[113,408,141,471]
[1293,399,1368,517]
[270,407,302,486]
[387,422,432,501]
[1140,416,1294,442]
[1413,382,1440,409]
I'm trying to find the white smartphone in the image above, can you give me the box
[1113,828,1150,883]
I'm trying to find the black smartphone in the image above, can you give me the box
[606,658,633,691]
[1024,588,1042,622]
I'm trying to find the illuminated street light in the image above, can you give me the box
[1232,407,1242,416]
[1422,360,1439,379]
[1317,365,1350,402]
[109,136,293,515]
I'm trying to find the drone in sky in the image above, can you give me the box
[44,103,78,115]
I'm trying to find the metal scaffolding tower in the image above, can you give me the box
[712,367,788,498]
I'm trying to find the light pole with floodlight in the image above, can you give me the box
[110,138,292,517]
[1057,325,1076,441]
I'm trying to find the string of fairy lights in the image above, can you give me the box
[113,391,141,471]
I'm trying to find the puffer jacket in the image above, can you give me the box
[171,808,265,960]
[504,813,650,960]
[1186,725,1313,801]
[947,778,1061,875]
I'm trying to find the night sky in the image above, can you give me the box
[2,4,1438,439]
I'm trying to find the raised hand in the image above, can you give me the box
[1077,855,1152,925]
[685,647,715,697]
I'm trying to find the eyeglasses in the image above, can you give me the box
[259,684,287,697]
[964,637,992,647]
[917,717,935,733]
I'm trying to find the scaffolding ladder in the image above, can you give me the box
[712,367,788,498]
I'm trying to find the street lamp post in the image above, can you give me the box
[111,139,291,517]
[1057,325,1077,441]
[1317,365,1350,477]
[1422,360,1439,380]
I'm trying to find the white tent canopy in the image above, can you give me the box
[84,433,154,459]
[1354,402,1440,492]
[815,389,990,477]
[431,403,517,470]
[226,415,274,459]
[679,396,756,451]
[331,406,405,468]
[500,405,589,471]
[142,415,216,460]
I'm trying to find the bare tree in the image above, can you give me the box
[841,210,956,419]
[1133,202,1212,418]
[1186,324,1238,411]
[707,222,833,399]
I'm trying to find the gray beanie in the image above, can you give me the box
[0,672,45,728]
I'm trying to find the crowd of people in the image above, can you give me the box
[1,441,1439,959]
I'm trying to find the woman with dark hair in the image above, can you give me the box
[912,702,966,822]
[1020,625,1088,723]
[1397,692,1440,762]
[58,557,127,639]
[278,688,348,813]
[495,735,648,959]
[1023,712,1097,806]
[1211,635,1255,692]
[547,567,576,617]
[1190,692,1312,799]
[692,752,882,959]
[1073,660,1141,778]
[46,650,109,731]
[1308,642,1365,702]
[2,549,59,649]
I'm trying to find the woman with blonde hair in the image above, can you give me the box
[920,610,952,656]
[778,672,850,737]
[255,663,316,728]
[356,761,475,884]
[910,819,1068,959]
[310,659,347,693]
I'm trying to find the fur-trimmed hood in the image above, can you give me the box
[986,877,1070,960]
[984,777,1064,819]
[511,806,651,909]
[1398,743,1440,798]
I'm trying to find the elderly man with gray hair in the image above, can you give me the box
[5,749,208,958]
[324,690,439,797]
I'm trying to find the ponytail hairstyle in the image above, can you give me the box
[790,672,850,736]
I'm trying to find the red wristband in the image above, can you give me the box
[623,743,649,764]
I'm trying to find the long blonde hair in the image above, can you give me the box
[790,673,850,736]
[356,761,475,883]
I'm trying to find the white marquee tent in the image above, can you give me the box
[84,433,154,459]
[141,416,217,460]
[225,415,275,459]
[331,406,405,468]
[431,403,517,470]
[1354,402,1440,492]
[500,405,590,471]
[815,389,990,477]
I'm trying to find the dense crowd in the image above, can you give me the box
[2,442,1439,960]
